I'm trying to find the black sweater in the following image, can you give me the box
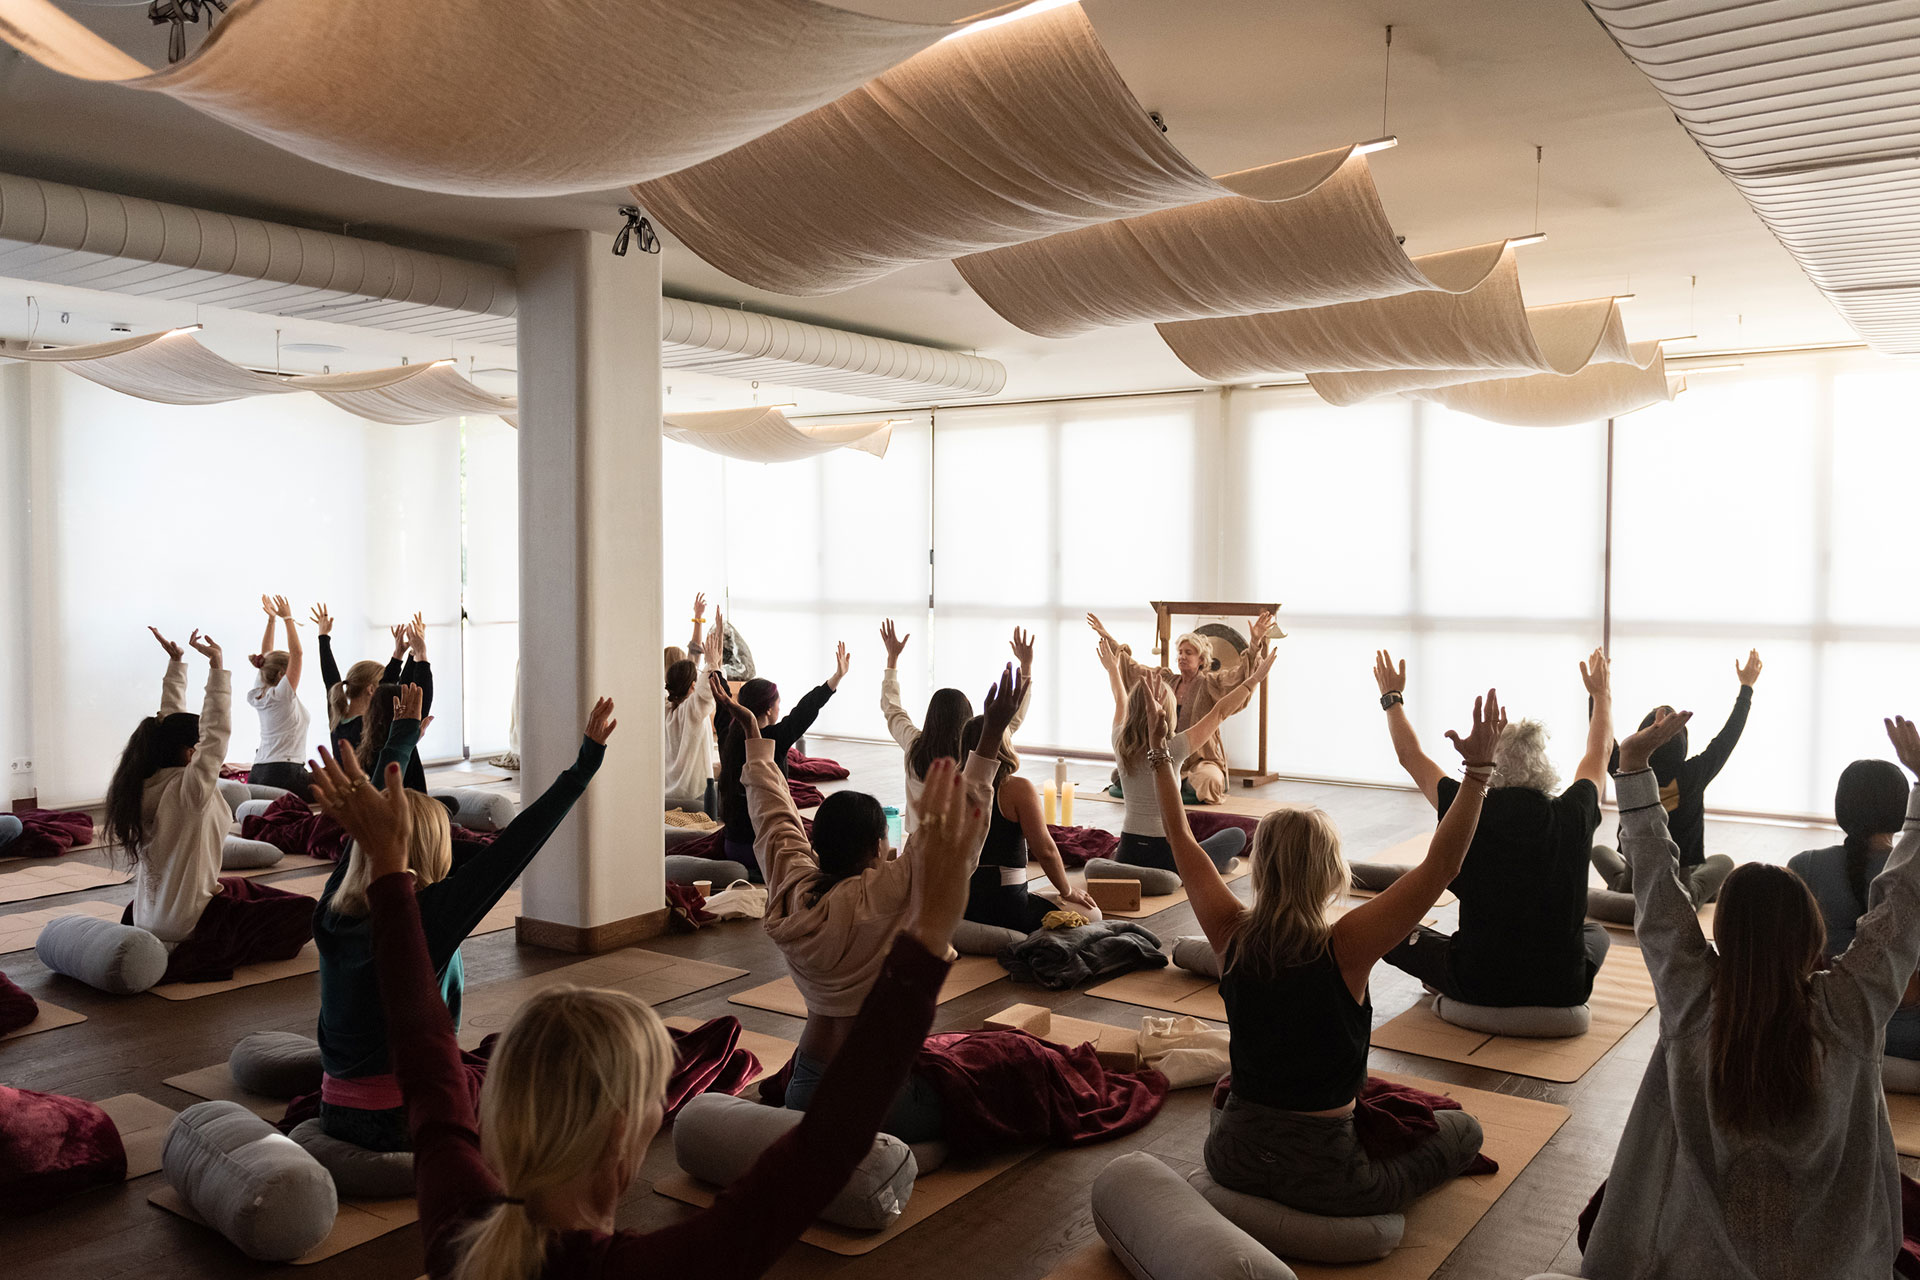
[718,682,835,844]
[1609,685,1752,868]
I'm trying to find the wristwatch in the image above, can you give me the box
[1380,692,1404,710]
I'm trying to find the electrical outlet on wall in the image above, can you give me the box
[9,759,30,774]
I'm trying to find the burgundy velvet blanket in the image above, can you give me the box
[664,1016,763,1120]
[1187,810,1259,843]
[913,1029,1168,1158]
[219,765,251,782]
[0,972,38,1036]
[122,875,315,985]
[1213,1073,1497,1175]
[1047,824,1119,868]
[788,778,826,809]
[4,809,95,860]
[785,749,849,781]
[243,792,498,866]
[0,1086,126,1216]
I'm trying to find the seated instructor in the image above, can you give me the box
[1086,609,1277,804]
[1374,647,1613,1009]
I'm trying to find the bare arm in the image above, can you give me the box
[1332,691,1504,994]
[1575,648,1612,789]
[689,592,707,655]
[1152,750,1245,953]
[1005,776,1091,907]
[1097,638,1129,728]
[150,627,187,714]
[1375,649,1442,807]
[275,597,303,691]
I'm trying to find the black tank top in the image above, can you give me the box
[1219,943,1370,1111]
[977,781,1029,870]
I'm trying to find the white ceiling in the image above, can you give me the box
[0,0,1883,409]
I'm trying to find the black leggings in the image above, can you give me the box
[964,866,1054,932]
[248,761,312,801]
[1385,921,1612,1007]
[1118,828,1246,873]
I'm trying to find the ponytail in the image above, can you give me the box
[1843,833,1874,914]
[452,1203,546,1280]
[332,661,385,730]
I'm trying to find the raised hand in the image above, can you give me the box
[407,612,428,659]
[1085,613,1116,644]
[270,595,293,620]
[1009,626,1035,671]
[710,671,761,738]
[1888,716,1920,780]
[1620,707,1693,773]
[880,619,910,667]
[390,623,407,659]
[309,603,333,635]
[148,626,184,661]
[1139,668,1171,747]
[1373,649,1406,697]
[260,593,277,617]
[585,696,618,745]
[188,630,223,668]
[905,756,992,956]
[309,746,413,880]
[702,609,724,665]
[1095,637,1120,671]
[1250,608,1282,647]
[1249,649,1278,686]
[981,662,1026,743]
[1580,648,1611,700]
[1444,689,1507,765]
[393,683,425,724]
[1735,648,1763,688]
[827,640,851,689]
[693,592,707,621]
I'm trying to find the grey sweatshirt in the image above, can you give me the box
[1582,767,1920,1280]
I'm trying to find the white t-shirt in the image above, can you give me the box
[248,675,311,764]
[1112,727,1190,838]
[663,673,716,807]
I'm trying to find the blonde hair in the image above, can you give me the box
[663,645,687,674]
[1114,679,1177,774]
[1228,807,1347,978]
[330,659,385,728]
[1492,719,1561,794]
[453,987,675,1280]
[260,651,290,686]
[1173,632,1212,668]
[328,792,453,916]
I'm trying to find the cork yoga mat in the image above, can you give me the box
[0,899,126,954]
[150,1184,417,1264]
[1369,945,1657,1083]
[0,998,85,1041]
[1033,861,1252,921]
[728,953,1007,1019]
[97,1093,177,1179]
[0,860,132,904]
[163,1062,292,1123]
[148,944,321,1001]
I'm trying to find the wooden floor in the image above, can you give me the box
[0,741,1867,1279]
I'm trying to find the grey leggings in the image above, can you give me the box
[1204,1091,1483,1217]
[1591,844,1734,908]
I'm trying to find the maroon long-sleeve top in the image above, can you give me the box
[367,871,947,1279]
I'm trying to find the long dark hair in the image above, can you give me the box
[805,791,888,908]
[1835,759,1908,908]
[105,712,201,864]
[665,659,698,710]
[909,688,973,780]
[357,682,404,775]
[959,715,1018,788]
[1709,862,1826,1130]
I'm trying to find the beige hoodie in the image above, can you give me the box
[752,736,996,1017]
[132,660,232,943]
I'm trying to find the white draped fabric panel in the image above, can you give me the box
[4,330,518,423]
[955,148,1512,337]
[0,0,984,196]
[633,4,1348,294]
[661,407,893,463]
[1399,343,1682,428]
[1587,0,1920,354]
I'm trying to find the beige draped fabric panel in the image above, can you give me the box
[5,329,518,424]
[0,0,986,196]
[954,149,1511,338]
[633,3,1339,294]
[661,407,892,463]
[1400,342,1680,427]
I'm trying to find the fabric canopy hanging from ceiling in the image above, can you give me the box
[1399,342,1681,427]
[661,407,892,463]
[632,3,1354,295]
[954,146,1513,338]
[0,0,987,196]
[1586,0,1920,355]
[4,329,519,424]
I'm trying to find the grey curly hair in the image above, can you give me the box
[1491,719,1560,794]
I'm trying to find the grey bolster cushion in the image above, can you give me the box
[234,798,277,823]
[1186,1170,1403,1262]
[432,788,516,833]
[663,855,752,887]
[1347,862,1409,894]
[1434,997,1592,1038]
[951,918,1027,956]
[1171,936,1223,980]
[163,1101,337,1261]
[288,1119,415,1198]
[1586,887,1636,925]
[1092,1152,1298,1280]
[220,836,284,871]
[674,1093,915,1231]
[228,1032,324,1100]
[217,779,252,815]
[36,914,169,995]
[1085,858,1182,897]
[1884,1054,1920,1095]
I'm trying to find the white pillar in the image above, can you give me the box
[514,230,664,950]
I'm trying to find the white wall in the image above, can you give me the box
[0,365,31,801]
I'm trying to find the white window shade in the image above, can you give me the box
[462,416,520,754]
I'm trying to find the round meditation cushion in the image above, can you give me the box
[234,798,276,823]
[1346,862,1408,894]
[36,914,169,995]
[674,1093,916,1231]
[1186,1170,1403,1262]
[1433,997,1591,1038]
[950,918,1026,956]
[220,836,284,871]
[1171,936,1222,980]
[216,779,253,815]
[288,1119,415,1198]
[162,1101,336,1261]
[1083,857,1182,897]
[433,788,516,833]
[228,1032,324,1100]
[1091,1152,1298,1280]
[663,855,751,887]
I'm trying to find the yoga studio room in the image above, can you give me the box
[3,0,1918,1277]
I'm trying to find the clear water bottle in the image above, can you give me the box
[884,806,904,849]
